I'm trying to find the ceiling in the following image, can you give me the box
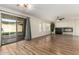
[0,4,79,21]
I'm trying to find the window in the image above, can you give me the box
[43,23,46,32]
[39,23,42,32]
[46,23,50,32]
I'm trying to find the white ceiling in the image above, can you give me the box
[0,4,79,21]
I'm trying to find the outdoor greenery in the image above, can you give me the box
[2,32,16,35]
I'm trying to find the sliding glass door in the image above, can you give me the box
[1,13,25,45]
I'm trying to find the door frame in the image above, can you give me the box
[0,11,1,46]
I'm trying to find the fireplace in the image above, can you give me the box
[63,28,73,32]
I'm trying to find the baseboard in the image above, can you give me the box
[32,34,51,39]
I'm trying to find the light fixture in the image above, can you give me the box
[56,16,64,21]
[57,19,60,21]
[17,4,32,9]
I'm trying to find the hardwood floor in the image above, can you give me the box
[0,35,79,55]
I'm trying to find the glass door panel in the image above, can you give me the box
[17,17,25,40]
[1,18,16,44]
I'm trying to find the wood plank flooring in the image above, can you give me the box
[0,35,79,55]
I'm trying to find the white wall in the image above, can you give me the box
[30,16,51,38]
[55,16,79,36]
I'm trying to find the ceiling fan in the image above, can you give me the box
[56,16,64,21]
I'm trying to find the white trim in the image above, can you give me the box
[0,11,1,46]
[0,6,27,18]
[0,10,26,18]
